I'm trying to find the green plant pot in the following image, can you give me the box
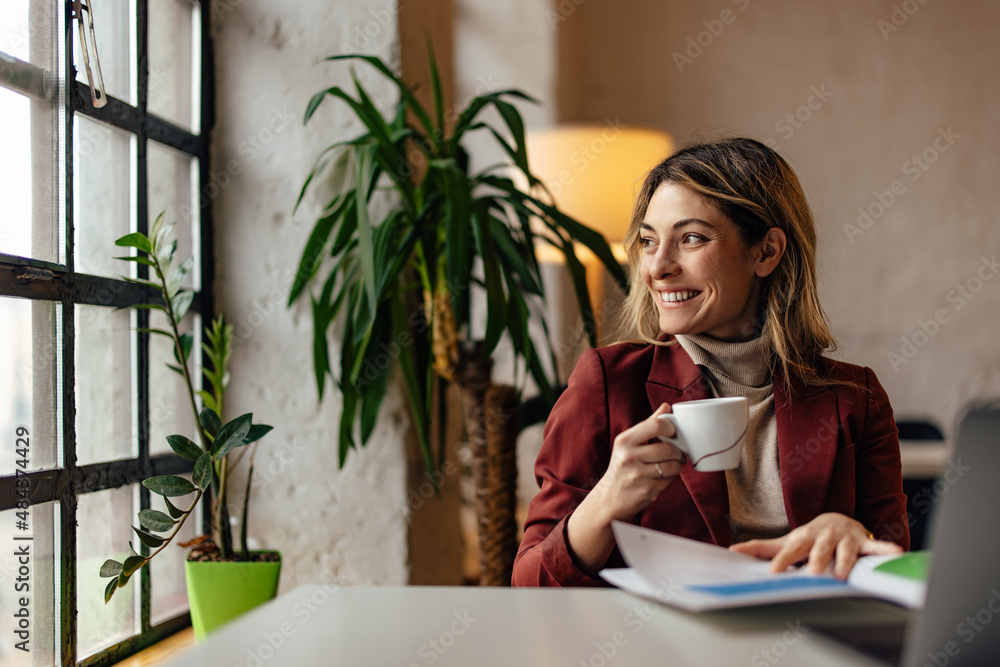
[185,552,282,641]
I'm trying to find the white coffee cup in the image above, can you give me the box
[657,397,749,472]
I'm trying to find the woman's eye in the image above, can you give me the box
[681,233,707,245]
[640,237,655,249]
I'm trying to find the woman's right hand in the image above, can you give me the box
[566,403,686,572]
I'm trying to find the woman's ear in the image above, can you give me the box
[755,227,787,278]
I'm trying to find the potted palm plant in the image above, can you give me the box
[289,52,627,582]
[98,213,280,640]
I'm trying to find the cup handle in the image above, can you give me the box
[656,413,689,456]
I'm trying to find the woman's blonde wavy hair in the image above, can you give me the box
[617,137,839,388]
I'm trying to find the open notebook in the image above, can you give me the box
[600,521,928,613]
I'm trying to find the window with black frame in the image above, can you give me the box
[0,1,213,664]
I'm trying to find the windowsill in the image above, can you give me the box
[113,627,195,666]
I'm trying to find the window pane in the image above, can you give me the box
[0,502,58,665]
[74,115,134,278]
[0,85,60,264]
[74,0,133,104]
[76,306,135,465]
[149,0,199,132]
[0,297,59,472]
[148,140,200,291]
[149,311,199,458]
[150,478,194,625]
[0,0,58,70]
[77,487,139,658]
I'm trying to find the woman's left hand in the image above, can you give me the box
[728,513,902,580]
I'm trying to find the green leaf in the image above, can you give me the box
[526,192,628,291]
[358,303,392,443]
[165,434,201,461]
[150,211,165,247]
[311,295,332,400]
[451,89,537,150]
[436,163,473,327]
[556,236,598,346]
[115,255,155,267]
[163,496,185,520]
[137,327,174,340]
[174,331,194,365]
[338,385,358,468]
[288,198,349,305]
[157,238,178,268]
[350,72,397,156]
[211,413,253,460]
[104,578,118,603]
[193,452,213,490]
[115,232,152,253]
[491,99,530,174]
[427,40,445,135]
[243,424,273,444]
[472,205,507,356]
[132,525,166,548]
[199,407,222,437]
[198,390,219,415]
[166,363,185,377]
[489,215,542,295]
[138,509,174,533]
[142,475,196,497]
[115,275,161,289]
[392,297,433,476]
[155,222,175,256]
[122,554,147,577]
[99,559,123,578]
[294,142,351,215]
[354,141,379,317]
[171,290,194,323]
[167,257,194,298]
[322,54,436,141]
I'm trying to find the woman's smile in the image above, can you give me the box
[640,182,763,341]
[656,289,702,306]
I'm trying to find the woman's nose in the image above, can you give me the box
[649,247,679,279]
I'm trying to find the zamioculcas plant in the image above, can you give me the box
[99,212,274,602]
[289,51,627,474]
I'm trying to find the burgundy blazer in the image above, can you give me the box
[512,342,909,587]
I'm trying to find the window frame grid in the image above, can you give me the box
[0,1,215,663]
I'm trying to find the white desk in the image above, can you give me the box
[165,585,909,666]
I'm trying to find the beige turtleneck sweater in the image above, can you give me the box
[674,334,789,544]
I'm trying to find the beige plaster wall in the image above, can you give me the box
[211,0,410,588]
[557,0,1000,439]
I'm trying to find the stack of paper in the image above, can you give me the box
[600,522,928,612]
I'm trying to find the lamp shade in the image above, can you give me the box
[525,125,674,243]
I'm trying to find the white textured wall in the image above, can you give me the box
[212,0,409,588]
[557,0,1000,442]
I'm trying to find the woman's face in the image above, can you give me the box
[639,182,763,342]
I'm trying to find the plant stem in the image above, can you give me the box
[240,442,259,557]
[146,491,204,561]
[216,457,231,559]
[151,258,208,453]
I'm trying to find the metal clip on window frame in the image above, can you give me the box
[72,0,107,108]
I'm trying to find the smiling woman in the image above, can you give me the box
[513,137,910,588]
[636,183,785,343]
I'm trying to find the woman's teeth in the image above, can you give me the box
[661,291,698,303]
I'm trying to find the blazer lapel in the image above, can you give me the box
[774,373,841,529]
[645,344,731,546]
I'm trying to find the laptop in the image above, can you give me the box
[811,404,1000,665]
